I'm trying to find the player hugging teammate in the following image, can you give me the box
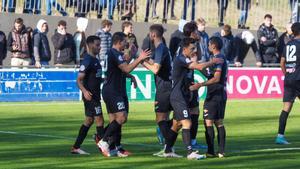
[71,23,229,160]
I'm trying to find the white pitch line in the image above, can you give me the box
[1,130,300,153]
[0,130,161,148]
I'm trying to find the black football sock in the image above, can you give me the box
[96,126,105,138]
[73,124,90,149]
[102,120,121,142]
[167,119,173,128]
[190,114,199,140]
[170,130,178,148]
[217,126,226,154]
[115,126,122,148]
[278,110,289,135]
[158,120,170,139]
[206,126,215,154]
[182,129,193,155]
[165,129,177,153]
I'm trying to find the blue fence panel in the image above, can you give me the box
[0,69,80,102]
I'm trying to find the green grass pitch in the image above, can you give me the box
[0,100,299,169]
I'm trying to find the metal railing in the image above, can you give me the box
[0,0,294,31]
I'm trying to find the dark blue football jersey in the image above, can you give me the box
[152,42,172,85]
[102,48,127,96]
[283,39,300,80]
[79,53,102,100]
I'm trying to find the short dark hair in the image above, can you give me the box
[182,38,196,48]
[264,14,272,19]
[122,21,132,32]
[86,35,100,45]
[222,24,232,36]
[15,18,23,24]
[183,22,198,37]
[292,22,300,36]
[58,20,67,26]
[102,19,113,28]
[209,37,223,50]
[112,32,126,45]
[149,24,164,38]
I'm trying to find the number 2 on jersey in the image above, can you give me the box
[286,45,297,62]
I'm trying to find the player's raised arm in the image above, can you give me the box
[142,58,161,74]
[188,57,223,71]
[118,49,151,74]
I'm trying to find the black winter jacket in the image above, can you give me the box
[51,31,76,64]
[33,30,51,62]
[0,31,7,64]
[257,23,278,57]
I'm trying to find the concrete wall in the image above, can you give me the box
[0,13,260,67]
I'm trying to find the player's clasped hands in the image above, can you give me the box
[189,82,202,91]
[138,49,152,61]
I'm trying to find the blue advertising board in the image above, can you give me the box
[0,69,80,102]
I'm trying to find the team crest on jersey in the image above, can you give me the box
[79,65,85,71]
[118,55,124,62]
[185,58,192,63]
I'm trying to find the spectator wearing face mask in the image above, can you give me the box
[234,30,262,67]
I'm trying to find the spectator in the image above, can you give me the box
[289,0,299,22]
[119,0,137,21]
[97,0,117,20]
[234,30,262,67]
[75,0,90,17]
[33,19,51,68]
[74,17,88,64]
[75,0,100,18]
[122,21,138,60]
[237,0,251,29]
[51,20,76,66]
[46,0,68,16]
[278,23,294,57]
[168,19,187,59]
[0,29,7,66]
[162,0,176,23]
[144,0,158,22]
[182,0,196,21]
[213,24,235,64]
[1,0,16,12]
[95,19,113,70]
[217,0,229,27]
[196,17,210,62]
[23,0,41,14]
[7,18,32,67]
[257,14,279,65]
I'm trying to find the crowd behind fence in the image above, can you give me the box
[0,15,294,68]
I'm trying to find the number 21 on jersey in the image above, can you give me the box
[286,45,297,62]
